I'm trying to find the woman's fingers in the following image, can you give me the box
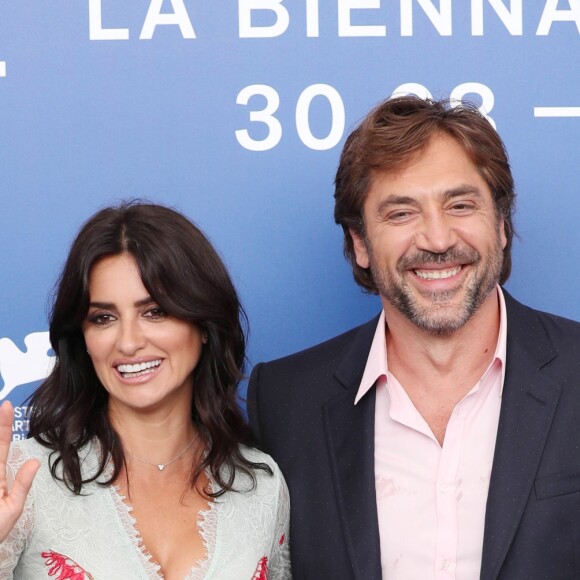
[0,400,40,542]
[0,401,15,493]
[8,458,40,503]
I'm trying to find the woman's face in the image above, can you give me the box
[82,253,203,417]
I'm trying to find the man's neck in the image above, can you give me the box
[383,289,501,391]
[383,289,502,445]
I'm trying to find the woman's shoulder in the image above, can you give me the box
[8,438,100,483]
[5,438,56,494]
[8,437,51,466]
[239,444,283,476]
[233,444,288,498]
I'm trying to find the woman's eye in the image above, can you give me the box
[87,313,114,326]
[144,307,166,320]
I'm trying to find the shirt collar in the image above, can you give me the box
[495,285,508,391]
[354,286,508,405]
[354,309,387,405]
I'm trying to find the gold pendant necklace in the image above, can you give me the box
[129,435,198,471]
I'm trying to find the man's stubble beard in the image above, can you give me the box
[366,228,505,336]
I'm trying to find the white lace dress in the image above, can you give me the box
[0,439,291,580]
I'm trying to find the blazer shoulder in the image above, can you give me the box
[535,309,580,341]
[254,315,380,375]
[505,291,580,345]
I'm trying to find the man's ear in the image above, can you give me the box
[349,227,370,269]
[499,217,508,250]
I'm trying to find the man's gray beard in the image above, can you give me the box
[368,238,504,336]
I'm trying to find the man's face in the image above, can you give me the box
[351,134,507,335]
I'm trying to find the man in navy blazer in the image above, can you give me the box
[248,96,580,579]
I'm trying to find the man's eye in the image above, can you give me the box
[387,210,414,223]
[449,202,476,213]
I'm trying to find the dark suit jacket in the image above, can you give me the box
[248,292,580,579]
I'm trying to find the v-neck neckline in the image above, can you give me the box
[108,482,219,580]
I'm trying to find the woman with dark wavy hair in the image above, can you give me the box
[0,201,290,579]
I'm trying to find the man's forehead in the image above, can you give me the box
[372,185,487,209]
[365,139,489,203]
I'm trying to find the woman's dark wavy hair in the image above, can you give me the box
[335,95,516,292]
[28,201,270,496]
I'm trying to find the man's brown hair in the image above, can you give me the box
[334,95,516,292]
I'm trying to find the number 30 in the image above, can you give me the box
[236,82,495,151]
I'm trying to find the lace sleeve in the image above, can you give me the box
[267,464,291,579]
[0,446,35,579]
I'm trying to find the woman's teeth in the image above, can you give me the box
[117,360,161,378]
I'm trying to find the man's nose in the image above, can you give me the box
[414,211,458,254]
[115,319,146,355]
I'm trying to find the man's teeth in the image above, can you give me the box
[414,266,461,280]
[117,360,161,377]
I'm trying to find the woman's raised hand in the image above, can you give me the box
[0,400,39,543]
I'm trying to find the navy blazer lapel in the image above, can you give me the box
[480,294,562,580]
[322,316,383,580]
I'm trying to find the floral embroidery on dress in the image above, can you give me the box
[2,441,290,579]
[251,556,268,580]
[41,551,94,580]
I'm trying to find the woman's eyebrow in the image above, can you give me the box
[88,296,154,309]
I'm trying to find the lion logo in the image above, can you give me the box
[0,332,56,400]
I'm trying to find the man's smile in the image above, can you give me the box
[413,266,462,280]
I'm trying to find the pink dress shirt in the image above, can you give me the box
[355,287,507,580]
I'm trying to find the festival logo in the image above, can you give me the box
[0,331,56,400]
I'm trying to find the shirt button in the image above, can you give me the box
[441,560,450,570]
[440,484,450,493]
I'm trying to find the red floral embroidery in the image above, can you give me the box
[41,551,94,580]
[251,556,268,580]
[278,534,285,545]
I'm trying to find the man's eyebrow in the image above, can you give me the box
[88,297,155,309]
[375,186,485,213]
[442,185,484,201]
[375,195,420,214]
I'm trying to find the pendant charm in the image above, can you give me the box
[129,435,198,472]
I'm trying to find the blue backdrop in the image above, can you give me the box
[1,1,579,438]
